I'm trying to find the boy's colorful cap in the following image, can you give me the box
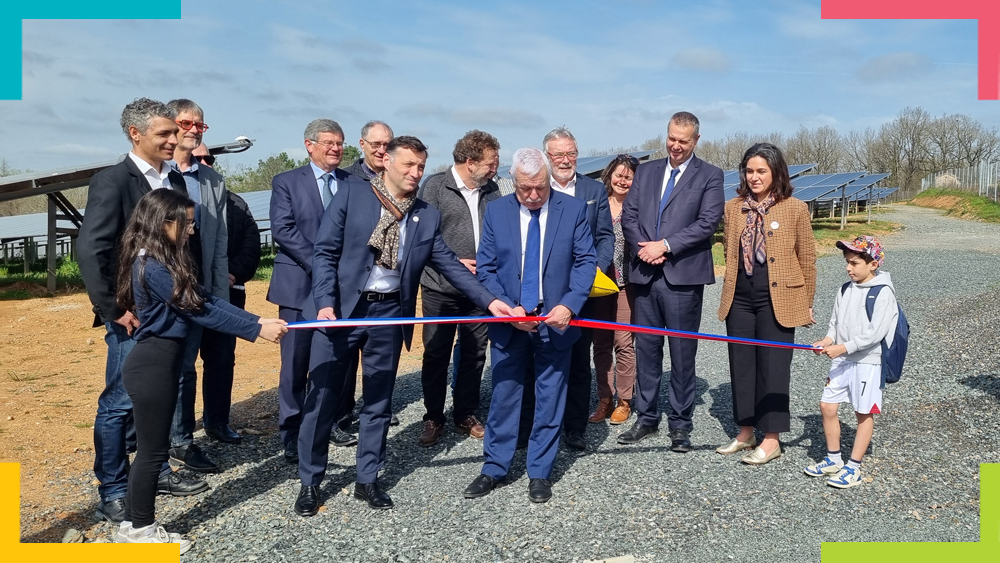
[836,235,885,267]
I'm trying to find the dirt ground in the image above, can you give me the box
[0,280,425,541]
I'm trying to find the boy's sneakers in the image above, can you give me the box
[116,520,192,554]
[804,456,844,477]
[827,466,863,489]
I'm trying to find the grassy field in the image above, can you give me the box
[910,188,1000,223]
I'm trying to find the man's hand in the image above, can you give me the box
[317,307,337,321]
[822,343,847,359]
[487,299,515,317]
[543,304,573,330]
[509,305,539,332]
[228,273,236,288]
[115,311,140,336]
[637,240,669,265]
[459,258,477,275]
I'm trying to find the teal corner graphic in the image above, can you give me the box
[1,1,181,100]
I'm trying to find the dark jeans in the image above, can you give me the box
[171,324,203,447]
[94,322,137,502]
[123,336,184,528]
[420,287,488,425]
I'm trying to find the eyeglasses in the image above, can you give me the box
[196,154,216,166]
[309,139,344,149]
[362,140,387,150]
[546,151,578,162]
[615,154,639,167]
[176,120,209,133]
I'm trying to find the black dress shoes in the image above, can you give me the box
[669,429,692,453]
[95,497,126,523]
[294,485,321,517]
[205,425,242,444]
[564,430,586,451]
[283,441,298,464]
[330,427,359,447]
[169,444,220,473]
[389,412,400,427]
[617,421,658,445]
[354,481,393,509]
[528,478,552,503]
[463,474,501,499]
[157,471,210,496]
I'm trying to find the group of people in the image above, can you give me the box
[77,100,902,552]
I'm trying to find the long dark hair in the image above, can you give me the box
[116,189,204,313]
[600,154,639,197]
[737,143,793,202]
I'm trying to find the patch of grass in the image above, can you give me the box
[73,422,93,429]
[253,253,274,281]
[911,189,1000,223]
[712,242,725,267]
[0,289,33,300]
[7,369,40,382]
[810,216,902,250]
[0,257,86,299]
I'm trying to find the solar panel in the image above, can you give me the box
[496,150,656,179]
[788,163,818,178]
[817,173,890,201]
[791,173,835,189]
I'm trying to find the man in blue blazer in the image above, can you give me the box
[294,136,513,516]
[620,112,725,451]
[463,148,597,504]
[267,119,362,463]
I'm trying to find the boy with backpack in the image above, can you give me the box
[805,235,904,488]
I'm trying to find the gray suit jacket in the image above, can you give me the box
[195,164,230,301]
[417,169,501,297]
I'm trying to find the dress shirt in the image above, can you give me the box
[358,160,377,180]
[519,199,549,302]
[128,152,172,191]
[660,155,693,199]
[310,161,338,202]
[363,210,408,292]
[451,165,482,248]
[169,158,202,225]
[550,175,576,198]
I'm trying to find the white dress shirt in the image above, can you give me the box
[660,155,693,199]
[451,165,481,248]
[519,199,549,302]
[550,174,576,198]
[128,152,171,190]
[363,210,408,292]
[310,161,338,202]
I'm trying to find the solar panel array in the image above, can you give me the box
[495,150,657,179]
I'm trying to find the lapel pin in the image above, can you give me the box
[412,215,420,223]
[770,221,779,229]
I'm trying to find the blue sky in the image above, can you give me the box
[1,0,995,174]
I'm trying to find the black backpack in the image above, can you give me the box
[840,282,910,388]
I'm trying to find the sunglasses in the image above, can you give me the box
[615,154,639,167]
[176,120,210,133]
[196,154,216,166]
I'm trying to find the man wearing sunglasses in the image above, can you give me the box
[345,120,393,181]
[164,99,233,473]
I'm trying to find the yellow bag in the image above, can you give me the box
[589,269,620,298]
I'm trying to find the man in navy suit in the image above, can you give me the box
[542,127,614,451]
[619,111,725,451]
[267,119,361,464]
[463,148,597,504]
[293,136,513,516]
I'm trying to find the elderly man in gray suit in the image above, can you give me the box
[164,98,232,473]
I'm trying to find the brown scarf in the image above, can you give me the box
[739,192,776,277]
[368,172,416,270]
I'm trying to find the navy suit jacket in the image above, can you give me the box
[621,155,724,286]
[476,191,598,351]
[310,181,495,349]
[266,165,365,309]
[567,173,615,274]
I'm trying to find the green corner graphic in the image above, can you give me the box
[822,463,999,560]
[1,1,181,100]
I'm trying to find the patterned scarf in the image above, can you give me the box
[739,192,776,277]
[368,172,416,270]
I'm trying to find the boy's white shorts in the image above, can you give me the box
[821,358,883,415]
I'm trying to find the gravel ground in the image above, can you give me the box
[44,205,1000,562]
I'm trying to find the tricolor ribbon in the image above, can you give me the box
[288,316,819,351]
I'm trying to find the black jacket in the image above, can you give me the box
[225,191,261,307]
[343,159,376,180]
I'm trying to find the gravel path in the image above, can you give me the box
[55,205,1000,561]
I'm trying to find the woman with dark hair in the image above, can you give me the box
[114,189,286,550]
[589,154,639,425]
[716,143,816,465]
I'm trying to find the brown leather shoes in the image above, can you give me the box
[455,415,485,439]
[418,420,444,447]
[588,397,614,423]
[609,398,631,425]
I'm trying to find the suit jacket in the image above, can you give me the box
[266,165,364,309]
[193,163,230,301]
[476,192,598,351]
[621,155,724,286]
[565,173,615,274]
[717,196,817,327]
[310,181,495,349]
[343,159,375,180]
[417,170,501,296]
[78,157,186,326]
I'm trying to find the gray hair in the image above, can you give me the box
[119,97,176,141]
[509,148,551,180]
[166,98,204,119]
[360,120,393,140]
[669,111,701,136]
[542,126,576,151]
[304,119,344,141]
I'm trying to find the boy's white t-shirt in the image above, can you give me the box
[824,271,899,365]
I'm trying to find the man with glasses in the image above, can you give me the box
[163,99,232,474]
[191,143,215,167]
[267,119,362,465]
[345,120,393,181]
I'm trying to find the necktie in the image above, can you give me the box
[656,168,680,239]
[520,208,541,313]
[320,172,334,208]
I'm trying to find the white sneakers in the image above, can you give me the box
[116,520,193,554]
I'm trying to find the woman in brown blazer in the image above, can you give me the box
[716,143,816,465]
